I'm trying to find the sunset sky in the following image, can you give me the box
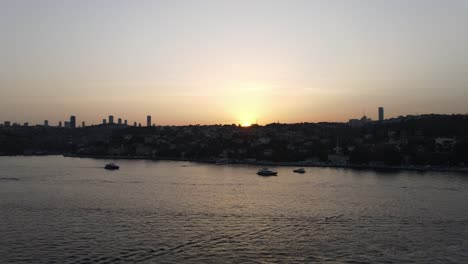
[1,0,467,126]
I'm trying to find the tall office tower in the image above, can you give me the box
[134,121,137,127]
[44,120,49,127]
[102,119,107,125]
[118,118,122,125]
[109,115,114,125]
[82,121,85,128]
[147,115,151,127]
[124,120,128,126]
[378,107,384,121]
[64,121,70,128]
[70,115,76,128]
[59,121,62,127]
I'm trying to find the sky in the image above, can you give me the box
[1,0,467,126]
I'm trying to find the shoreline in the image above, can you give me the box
[60,154,468,174]
[2,154,466,173]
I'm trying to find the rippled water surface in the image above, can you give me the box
[1,156,467,263]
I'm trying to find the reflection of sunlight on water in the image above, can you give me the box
[0,156,467,263]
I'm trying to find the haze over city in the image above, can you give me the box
[1,0,468,126]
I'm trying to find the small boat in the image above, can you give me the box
[257,168,278,176]
[105,163,119,170]
[293,168,306,173]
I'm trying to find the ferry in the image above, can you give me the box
[257,168,278,176]
[104,163,119,170]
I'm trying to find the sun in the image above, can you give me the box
[241,121,252,127]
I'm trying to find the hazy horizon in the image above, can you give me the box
[1,0,468,125]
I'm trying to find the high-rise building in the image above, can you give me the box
[82,121,85,128]
[23,122,28,127]
[59,121,62,127]
[109,115,114,125]
[133,121,137,127]
[44,120,49,127]
[147,115,151,127]
[378,107,384,121]
[124,120,128,126]
[118,118,122,125]
[4,121,11,127]
[70,115,76,128]
[64,121,70,128]
[102,119,107,125]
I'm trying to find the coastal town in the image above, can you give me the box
[1,113,467,172]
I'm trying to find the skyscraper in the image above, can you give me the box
[109,115,114,125]
[102,119,107,125]
[59,121,62,127]
[44,120,48,127]
[124,120,128,126]
[70,115,76,128]
[82,121,85,128]
[147,115,151,127]
[378,107,384,121]
[118,118,122,125]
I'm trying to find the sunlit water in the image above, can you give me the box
[1,156,467,263]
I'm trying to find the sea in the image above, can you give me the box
[0,156,467,263]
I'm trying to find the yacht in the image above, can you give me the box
[293,168,306,173]
[105,163,119,170]
[257,168,278,176]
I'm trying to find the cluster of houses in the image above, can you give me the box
[1,114,466,167]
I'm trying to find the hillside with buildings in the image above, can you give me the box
[1,114,468,170]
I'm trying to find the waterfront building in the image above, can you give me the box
[109,115,114,125]
[82,121,85,128]
[118,118,122,125]
[59,121,62,127]
[3,121,10,127]
[102,119,107,125]
[44,120,49,127]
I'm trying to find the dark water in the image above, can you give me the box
[0,156,467,263]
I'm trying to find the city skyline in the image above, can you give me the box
[1,1,468,125]
[1,106,444,127]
